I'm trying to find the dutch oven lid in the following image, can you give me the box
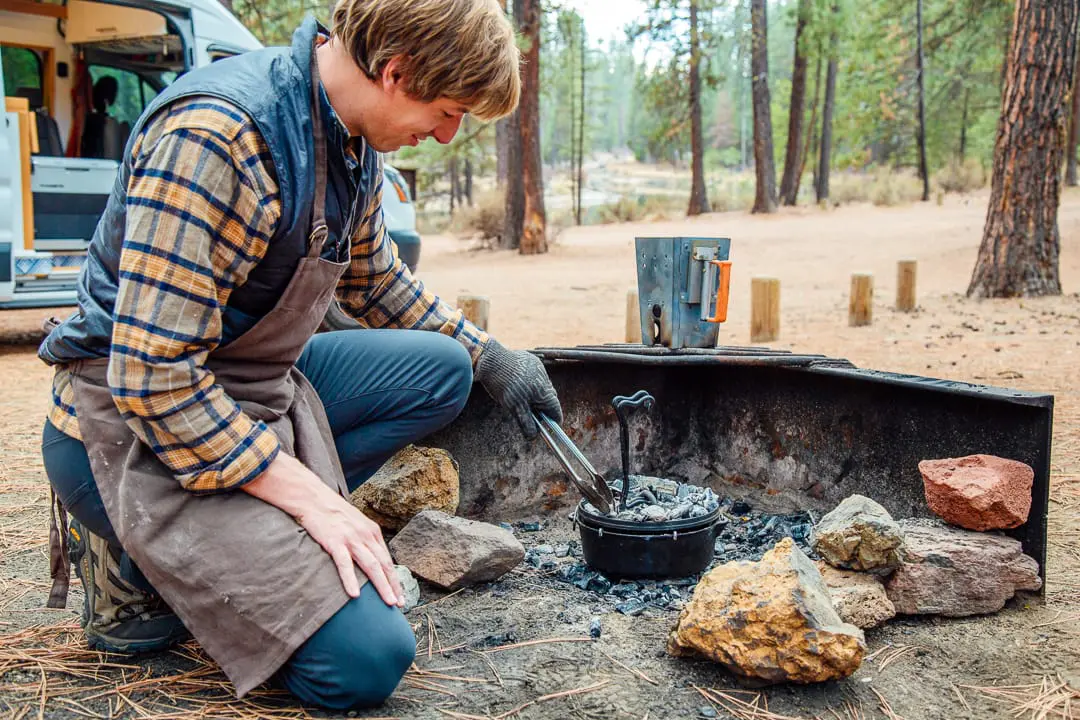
[576,499,723,534]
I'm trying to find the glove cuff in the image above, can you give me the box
[475,338,516,387]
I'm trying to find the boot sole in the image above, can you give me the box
[85,625,192,654]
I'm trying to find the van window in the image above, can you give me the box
[89,66,155,126]
[1,45,43,99]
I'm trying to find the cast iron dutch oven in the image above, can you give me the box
[574,500,725,580]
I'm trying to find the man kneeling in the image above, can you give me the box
[39,0,559,708]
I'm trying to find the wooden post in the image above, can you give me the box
[457,295,490,331]
[750,277,781,343]
[849,273,873,326]
[625,288,642,343]
[896,259,917,312]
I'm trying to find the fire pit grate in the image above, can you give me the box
[430,343,1053,592]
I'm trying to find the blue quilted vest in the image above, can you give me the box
[40,16,375,365]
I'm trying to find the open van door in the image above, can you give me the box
[0,0,261,310]
[1,47,20,303]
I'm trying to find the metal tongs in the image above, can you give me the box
[533,412,615,514]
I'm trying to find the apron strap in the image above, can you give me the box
[46,489,71,609]
[307,37,330,260]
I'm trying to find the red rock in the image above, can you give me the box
[918,454,1033,531]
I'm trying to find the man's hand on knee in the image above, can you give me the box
[244,453,405,607]
[475,339,562,438]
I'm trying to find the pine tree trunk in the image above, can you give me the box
[496,121,510,188]
[750,0,777,214]
[959,88,969,161]
[968,0,1078,298]
[816,24,838,204]
[576,20,586,225]
[798,54,824,198]
[1066,45,1080,186]
[449,157,458,216]
[460,116,474,206]
[568,17,578,222]
[516,0,547,254]
[495,0,511,188]
[779,0,811,206]
[502,105,523,249]
[465,158,474,206]
[916,0,930,202]
[455,156,465,208]
[687,0,711,216]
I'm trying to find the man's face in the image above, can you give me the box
[369,93,467,152]
[364,59,468,152]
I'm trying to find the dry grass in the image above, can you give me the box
[864,644,923,673]
[962,676,1078,719]
[934,158,987,195]
[0,620,617,719]
[695,685,806,720]
[447,190,505,248]
[594,194,685,224]
[823,700,867,720]
[871,688,908,720]
[830,169,925,207]
[0,621,320,719]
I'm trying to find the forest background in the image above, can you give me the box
[212,0,1022,229]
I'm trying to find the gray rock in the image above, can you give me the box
[394,565,420,613]
[885,519,1042,617]
[815,562,896,629]
[389,510,525,590]
[810,494,904,573]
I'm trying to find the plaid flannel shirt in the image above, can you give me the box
[49,96,488,493]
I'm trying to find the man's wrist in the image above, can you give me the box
[245,452,338,521]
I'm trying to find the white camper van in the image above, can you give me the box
[1,0,421,310]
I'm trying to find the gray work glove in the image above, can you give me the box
[475,339,563,438]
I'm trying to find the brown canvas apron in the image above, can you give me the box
[62,42,364,698]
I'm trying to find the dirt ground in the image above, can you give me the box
[1,189,1079,719]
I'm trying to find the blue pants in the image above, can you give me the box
[41,330,473,709]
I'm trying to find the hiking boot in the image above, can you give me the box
[68,519,191,653]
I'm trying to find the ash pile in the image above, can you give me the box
[518,497,816,616]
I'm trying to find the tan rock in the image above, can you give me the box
[815,562,896,629]
[810,494,904,573]
[668,538,865,683]
[350,446,459,531]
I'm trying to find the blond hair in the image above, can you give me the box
[331,0,521,122]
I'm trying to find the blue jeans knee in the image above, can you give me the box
[278,583,417,709]
[428,332,474,417]
[41,418,119,546]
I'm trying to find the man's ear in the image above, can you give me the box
[381,56,408,94]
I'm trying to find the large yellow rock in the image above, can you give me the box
[668,538,866,683]
[350,446,459,531]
